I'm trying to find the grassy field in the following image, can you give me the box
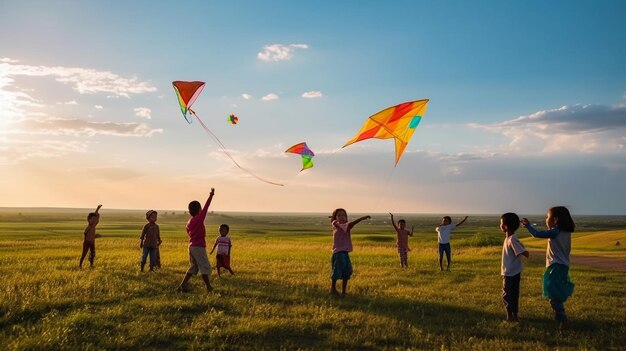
[0,209,625,350]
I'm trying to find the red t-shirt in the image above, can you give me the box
[186,196,212,247]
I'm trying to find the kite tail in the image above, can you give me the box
[188,109,284,186]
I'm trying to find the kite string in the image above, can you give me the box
[372,163,397,213]
[188,109,284,186]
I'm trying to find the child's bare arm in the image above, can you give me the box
[95,204,102,214]
[349,215,371,229]
[408,226,414,236]
[209,241,217,254]
[205,188,215,208]
[456,216,468,226]
[521,250,529,258]
[389,213,399,231]
[139,226,146,248]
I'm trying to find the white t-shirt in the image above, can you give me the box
[435,224,456,244]
[214,236,231,255]
[501,234,526,276]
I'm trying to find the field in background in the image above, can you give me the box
[0,209,625,350]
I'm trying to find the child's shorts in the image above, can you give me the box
[187,246,211,275]
[331,251,352,280]
[216,254,231,268]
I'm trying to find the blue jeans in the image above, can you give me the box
[141,247,157,270]
[438,243,451,267]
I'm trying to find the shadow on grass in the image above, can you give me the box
[200,275,625,350]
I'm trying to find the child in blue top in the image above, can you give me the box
[521,206,575,329]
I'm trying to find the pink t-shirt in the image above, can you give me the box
[332,220,353,253]
[186,196,212,247]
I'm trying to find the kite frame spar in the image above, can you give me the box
[172,81,283,186]
[343,99,429,165]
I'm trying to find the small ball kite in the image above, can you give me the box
[228,114,239,125]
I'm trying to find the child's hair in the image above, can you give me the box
[500,212,520,232]
[398,219,406,225]
[146,210,157,219]
[442,216,451,223]
[549,206,575,232]
[331,208,347,221]
[188,201,201,216]
[87,212,99,221]
[219,224,230,232]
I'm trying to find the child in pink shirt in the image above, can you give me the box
[390,213,413,268]
[177,188,215,293]
[330,208,370,296]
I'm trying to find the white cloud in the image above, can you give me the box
[241,93,252,100]
[134,107,152,119]
[94,105,103,109]
[257,44,309,62]
[60,100,78,105]
[470,104,626,154]
[0,138,88,164]
[261,93,279,101]
[0,58,157,98]
[5,117,163,137]
[302,91,322,99]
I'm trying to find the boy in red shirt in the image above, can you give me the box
[177,188,215,293]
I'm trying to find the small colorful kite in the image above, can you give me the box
[343,99,429,165]
[285,142,315,171]
[172,81,283,186]
[228,114,239,125]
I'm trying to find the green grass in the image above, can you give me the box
[0,209,625,350]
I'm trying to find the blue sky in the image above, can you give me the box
[1,0,625,214]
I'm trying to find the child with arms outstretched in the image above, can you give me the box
[521,206,575,329]
[390,213,413,268]
[330,208,370,296]
[435,215,468,271]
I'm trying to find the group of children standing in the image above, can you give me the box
[80,193,575,328]
[335,207,575,329]
[79,188,235,295]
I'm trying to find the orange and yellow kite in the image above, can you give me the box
[343,99,429,165]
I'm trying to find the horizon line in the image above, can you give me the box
[0,206,622,217]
